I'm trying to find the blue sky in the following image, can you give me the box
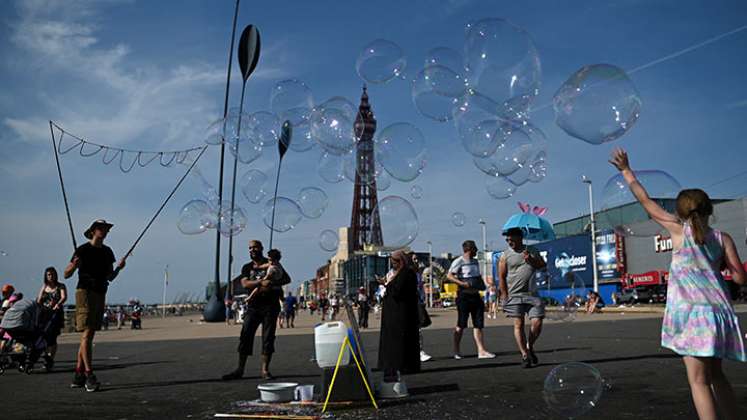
[1,0,746,303]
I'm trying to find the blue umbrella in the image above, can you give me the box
[502,203,556,242]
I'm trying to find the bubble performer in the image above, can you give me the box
[64,219,126,392]
[609,148,746,420]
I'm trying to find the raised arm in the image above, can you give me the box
[609,148,681,235]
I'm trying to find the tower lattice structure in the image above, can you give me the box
[350,86,383,251]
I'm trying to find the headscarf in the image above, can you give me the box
[391,250,411,275]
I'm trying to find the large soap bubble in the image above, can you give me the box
[270,79,314,126]
[229,140,262,165]
[554,64,641,145]
[375,122,427,182]
[485,174,516,199]
[411,67,460,122]
[297,187,329,219]
[375,195,419,249]
[247,111,280,147]
[240,169,268,204]
[319,229,339,252]
[177,200,212,235]
[452,212,466,227]
[473,120,547,177]
[543,362,604,418]
[452,89,504,157]
[287,119,315,153]
[317,151,346,184]
[310,105,356,155]
[463,18,541,116]
[262,197,304,233]
[375,164,392,191]
[218,206,247,237]
[600,170,681,237]
[356,39,406,84]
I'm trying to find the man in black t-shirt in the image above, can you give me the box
[64,219,126,392]
[222,240,282,380]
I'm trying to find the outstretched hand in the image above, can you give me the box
[608,147,630,172]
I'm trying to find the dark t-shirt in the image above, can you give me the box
[235,258,281,307]
[284,296,297,312]
[72,242,115,293]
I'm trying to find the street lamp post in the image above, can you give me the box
[427,241,433,308]
[582,176,599,293]
[162,264,169,319]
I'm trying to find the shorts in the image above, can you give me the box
[75,289,106,332]
[456,293,484,329]
[503,295,545,319]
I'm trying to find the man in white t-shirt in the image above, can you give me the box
[447,240,495,359]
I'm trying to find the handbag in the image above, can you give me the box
[418,303,432,328]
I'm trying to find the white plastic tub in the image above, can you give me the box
[314,321,350,368]
[257,382,298,402]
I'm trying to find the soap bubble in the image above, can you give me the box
[247,111,280,147]
[527,151,547,183]
[463,18,541,115]
[240,169,268,204]
[410,185,423,199]
[205,118,225,145]
[452,212,466,227]
[287,119,315,153]
[543,362,604,419]
[424,47,466,88]
[270,79,314,126]
[375,122,427,182]
[531,270,550,293]
[319,229,339,252]
[554,64,641,145]
[319,96,358,120]
[546,271,585,322]
[473,120,547,177]
[411,67,461,122]
[600,170,681,237]
[229,140,262,164]
[375,195,419,249]
[452,89,504,157]
[262,197,304,233]
[297,187,329,219]
[177,200,212,235]
[218,206,247,237]
[376,165,392,191]
[310,105,356,155]
[356,39,406,84]
[317,151,346,184]
[485,174,516,199]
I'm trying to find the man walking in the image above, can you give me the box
[222,240,282,380]
[448,240,495,359]
[283,291,297,328]
[498,227,547,368]
[64,219,126,392]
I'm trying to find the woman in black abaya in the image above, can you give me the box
[377,250,421,382]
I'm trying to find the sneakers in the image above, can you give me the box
[43,354,54,372]
[221,369,244,381]
[70,371,86,388]
[85,373,101,392]
[420,351,433,362]
[478,352,496,359]
[521,354,532,368]
[453,353,463,360]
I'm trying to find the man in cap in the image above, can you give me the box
[64,219,126,391]
[498,227,546,368]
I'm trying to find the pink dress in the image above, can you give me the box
[661,224,746,361]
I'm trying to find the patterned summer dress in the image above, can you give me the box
[661,224,746,361]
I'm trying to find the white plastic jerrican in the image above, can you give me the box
[314,321,350,368]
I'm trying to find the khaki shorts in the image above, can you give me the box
[75,289,105,332]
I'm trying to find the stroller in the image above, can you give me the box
[0,298,53,375]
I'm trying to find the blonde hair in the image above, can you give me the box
[675,189,713,245]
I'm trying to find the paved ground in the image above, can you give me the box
[2,310,747,419]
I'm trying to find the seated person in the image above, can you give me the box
[585,291,604,313]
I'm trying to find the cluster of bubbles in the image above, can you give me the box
[543,362,605,418]
[176,198,248,238]
[600,170,681,237]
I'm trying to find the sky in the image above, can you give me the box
[1,0,747,303]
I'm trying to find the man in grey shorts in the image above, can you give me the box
[498,227,547,368]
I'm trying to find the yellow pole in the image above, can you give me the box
[347,338,378,409]
[321,336,349,412]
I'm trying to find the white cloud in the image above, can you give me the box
[4,0,290,155]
